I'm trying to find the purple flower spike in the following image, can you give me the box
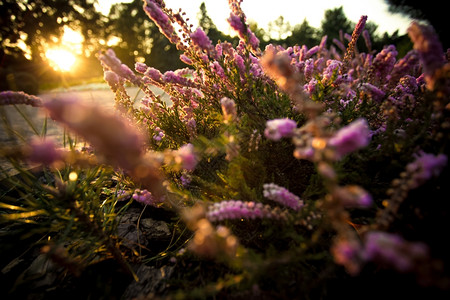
[27,137,63,165]
[264,118,297,141]
[175,143,197,171]
[328,118,370,159]
[0,91,43,107]
[190,27,213,53]
[362,231,429,273]
[132,189,161,206]
[263,183,304,210]
[407,21,446,89]
[406,152,447,189]
[206,200,287,222]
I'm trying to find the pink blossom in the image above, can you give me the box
[99,49,142,86]
[132,189,161,206]
[179,54,193,65]
[362,83,386,102]
[328,118,370,159]
[362,231,429,273]
[407,21,445,89]
[143,0,178,44]
[263,183,304,210]
[43,97,145,171]
[264,118,297,141]
[135,62,148,74]
[206,200,287,222]
[0,91,42,107]
[145,67,163,83]
[175,143,197,171]
[190,27,213,52]
[27,137,63,165]
[331,238,363,275]
[333,185,373,208]
[104,71,120,91]
[406,152,447,188]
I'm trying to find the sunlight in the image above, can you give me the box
[45,48,76,72]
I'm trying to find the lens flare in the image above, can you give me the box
[45,48,76,72]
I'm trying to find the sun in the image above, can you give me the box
[45,48,76,72]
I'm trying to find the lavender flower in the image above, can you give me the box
[145,67,163,84]
[362,231,429,272]
[333,185,373,208]
[179,54,193,65]
[44,97,145,170]
[406,152,447,189]
[407,21,446,89]
[328,118,370,159]
[361,83,386,102]
[190,27,214,53]
[227,13,259,52]
[163,71,195,87]
[143,0,179,44]
[174,143,197,171]
[43,96,165,200]
[263,183,304,210]
[132,189,161,206]
[0,91,42,107]
[104,71,121,91]
[264,118,297,141]
[369,45,398,84]
[27,137,63,165]
[206,200,287,222]
[322,60,342,84]
[211,61,226,80]
[331,238,363,275]
[99,49,142,86]
[220,97,237,122]
[341,15,367,74]
[362,30,371,51]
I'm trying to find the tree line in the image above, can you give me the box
[1,0,437,94]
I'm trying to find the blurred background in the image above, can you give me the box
[0,0,445,95]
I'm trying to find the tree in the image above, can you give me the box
[197,2,237,45]
[268,16,292,41]
[107,0,185,72]
[320,7,353,47]
[0,0,104,60]
[0,0,105,93]
[384,0,448,48]
[286,19,319,48]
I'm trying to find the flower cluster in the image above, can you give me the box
[362,231,430,272]
[3,0,449,297]
[264,118,297,141]
[263,183,304,210]
[27,137,63,165]
[132,189,162,206]
[406,152,448,189]
[328,118,370,159]
[0,91,43,107]
[206,200,288,222]
[332,231,430,275]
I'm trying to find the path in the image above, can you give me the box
[0,83,165,179]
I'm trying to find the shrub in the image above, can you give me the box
[1,0,449,298]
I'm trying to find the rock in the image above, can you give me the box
[122,265,174,299]
[139,219,171,241]
[117,223,148,249]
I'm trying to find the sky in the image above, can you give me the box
[96,0,413,36]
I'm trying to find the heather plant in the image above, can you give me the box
[1,0,450,298]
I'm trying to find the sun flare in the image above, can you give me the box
[45,48,76,72]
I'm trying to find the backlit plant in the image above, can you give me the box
[1,0,449,298]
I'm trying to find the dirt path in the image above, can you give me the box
[0,84,165,178]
